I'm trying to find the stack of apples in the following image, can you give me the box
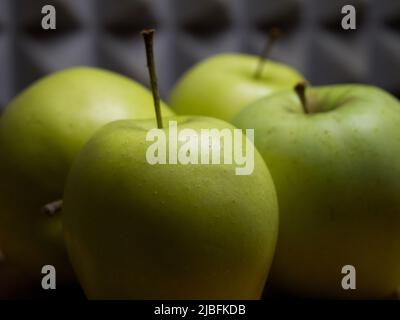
[0,29,399,299]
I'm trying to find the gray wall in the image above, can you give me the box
[0,0,399,110]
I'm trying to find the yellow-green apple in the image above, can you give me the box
[62,116,279,299]
[0,67,174,283]
[61,30,279,299]
[169,54,305,122]
[234,83,400,299]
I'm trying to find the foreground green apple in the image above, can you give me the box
[169,54,305,122]
[62,30,279,299]
[0,67,174,283]
[234,84,400,299]
[62,116,278,299]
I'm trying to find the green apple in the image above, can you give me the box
[233,83,400,299]
[0,67,174,283]
[61,30,278,299]
[169,54,305,122]
[62,116,278,299]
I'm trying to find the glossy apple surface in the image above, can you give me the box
[234,84,400,298]
[62,116,278,299]
[170,54,304,122]
[0,67,174,282]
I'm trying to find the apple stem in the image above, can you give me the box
[294,82,310,114]
[142,29,163,129]
[41,200,63,216]
[254,27,282,79]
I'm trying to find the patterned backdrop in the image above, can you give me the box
[0,0,399,110]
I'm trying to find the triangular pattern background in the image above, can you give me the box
[0,0,399,110]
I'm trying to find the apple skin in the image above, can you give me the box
[233,84,400,299]
[62,116,279,299]
[169,54,305,122]
[0,67,174,283]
